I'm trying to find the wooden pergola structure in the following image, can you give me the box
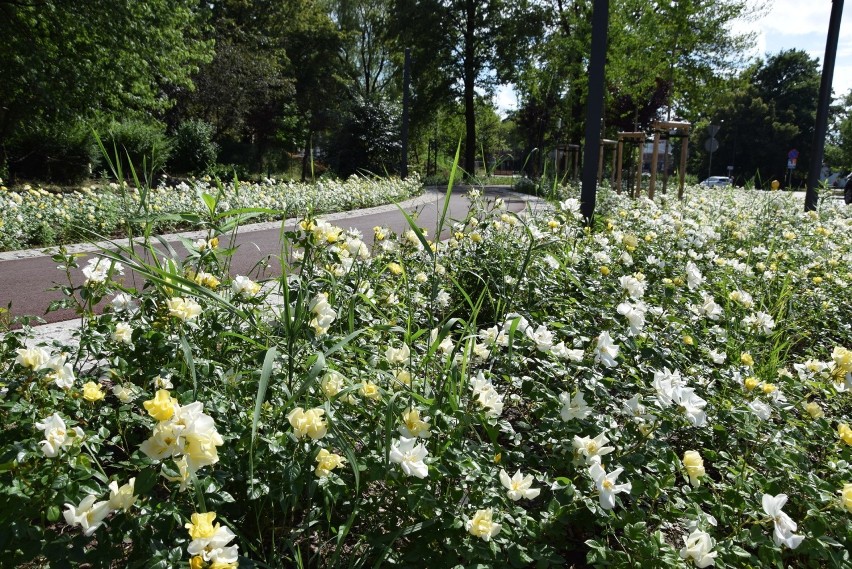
[557,143,581,180]
[648,120,691,200]
[615,132,646,197]
[597,139,618,185]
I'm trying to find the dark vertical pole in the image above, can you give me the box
[401,48,411,178]
[580,0,609,225]
[805,0,843,211]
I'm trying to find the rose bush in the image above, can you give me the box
[1,184,850,568]
[0,175,422,251]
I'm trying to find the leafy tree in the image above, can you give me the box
[823,90,852,171]
[392,0,532,178]
[506,0,755,177]
[166,0,297,173]
[0,0,212,177]
[705,50,820,187]
[332,0,399,100]
[270,0,348,180]
[327,95,402,177]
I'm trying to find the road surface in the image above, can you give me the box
[0,187,544,325]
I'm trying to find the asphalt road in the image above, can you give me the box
[0,187,543,325]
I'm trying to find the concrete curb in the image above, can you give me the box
[0,188,444,263]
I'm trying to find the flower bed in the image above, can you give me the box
[0,175,423,252]
[1,186,850,568]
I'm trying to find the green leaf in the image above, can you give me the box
[134,467,158,495]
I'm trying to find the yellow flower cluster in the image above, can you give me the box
[185,512,239,568]
[167,297,202,321]
[287,407,328,440]
[140,391,224,488]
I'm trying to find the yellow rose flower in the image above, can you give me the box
[600,266,610,276]
[841,483,852,513]
[839,423,852,446]
[761,383,777,395]
[190,556,204,569]
[287,407,328,440]
[82,381,105,402]
[468,507,501,541]
[143,389,177,421]
[683,335,694,346]
[833,346,852,374]
[804,401,824,419]
[740,353,754,367]
[744,376,759,391]
[360,380,380,400]
[400,407,431,439]
[682,450,706,487]
[395,369,412,386]
[167,297,202,321]
[185,511,218,539]
[314,448,346,477]
[387,262,403,275]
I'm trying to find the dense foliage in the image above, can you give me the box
[0,0,212,180]
[10,0,838,186]
[1,183,850,567]
[705,50,821,187]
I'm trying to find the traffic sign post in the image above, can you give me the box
[786,149,798,188]
[705,125,720,178]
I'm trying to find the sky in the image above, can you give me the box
[747,0,851,95]
[494,0,851,115]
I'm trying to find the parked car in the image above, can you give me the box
[699,176,731,188]
[833,172,851,189]
[840,173,852,205]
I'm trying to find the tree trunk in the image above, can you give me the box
[301,131,312,182]
[463,0,477,179]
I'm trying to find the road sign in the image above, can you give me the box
[788,159,797,169]
[704,138,719,152]
[708,125,720,137]
[788,148,799,160]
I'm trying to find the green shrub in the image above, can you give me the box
[327,95,401,178]
[168,119,218,175]
[512,176,537,194]
[7,120,98,184]
[100,120,171,178]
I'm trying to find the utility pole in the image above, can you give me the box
[805,0,843,211]
[580,0,609,225]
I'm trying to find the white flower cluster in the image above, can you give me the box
[16,347,75,389]
[81,257,124,285]
[35,413,84,457]
[652,368,707,427]
[63,479,137,536]
[470,371,504,418]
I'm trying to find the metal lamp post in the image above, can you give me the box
[805,0,844,211]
